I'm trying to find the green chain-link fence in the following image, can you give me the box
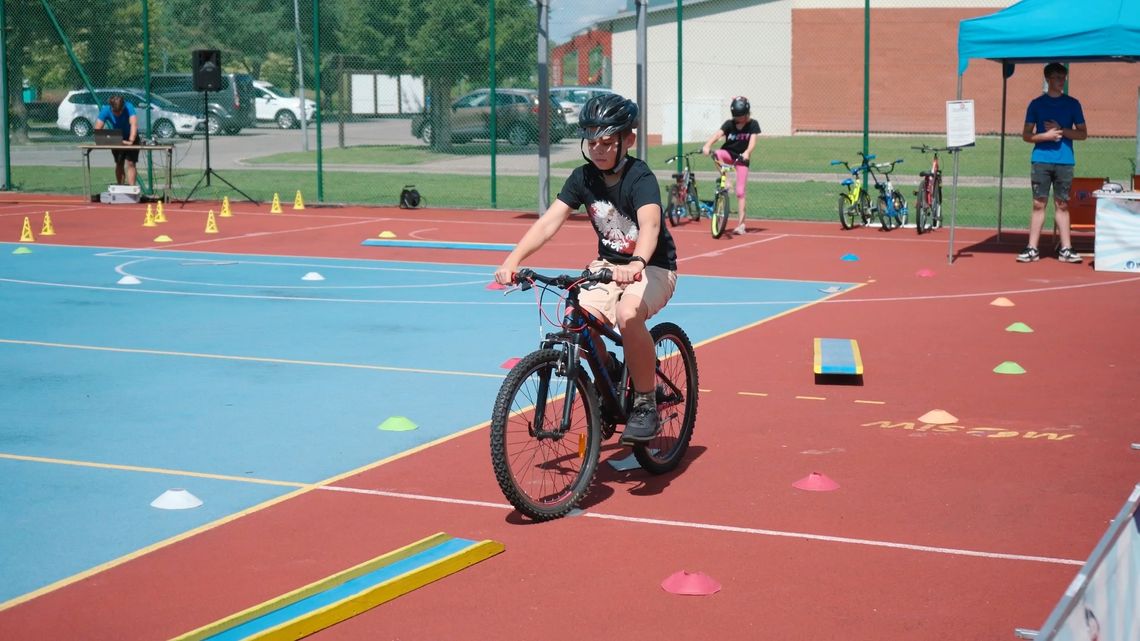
[3,0,1138,229]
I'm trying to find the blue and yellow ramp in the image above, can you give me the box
[813,338,864,376]
[173,532,504,641]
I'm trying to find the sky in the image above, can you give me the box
[549,0,628,43]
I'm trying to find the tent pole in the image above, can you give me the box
[998,64,1012,242]
[950,75,963,265]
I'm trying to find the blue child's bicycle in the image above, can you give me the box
[867,158,908,231]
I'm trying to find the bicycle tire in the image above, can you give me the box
[838,193,857,230]
[632,322,699,474]
[859,192,874,226]
[665,186,682,227]
[878,193,904,230]
[686,182,701,221]
[915,179,931,235]
[490,349,602,521]
[932,181,943,229]
[893,191,908,228]
[711,192,729,238]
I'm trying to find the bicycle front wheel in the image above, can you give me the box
[633,322,699,474]
[838,193,858,230]
[490,349,602,521]
[686,183,701,221]
[710,193,729,238]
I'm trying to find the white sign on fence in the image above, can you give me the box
[946,100,976,149]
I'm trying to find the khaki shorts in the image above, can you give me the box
[577,259,677,326]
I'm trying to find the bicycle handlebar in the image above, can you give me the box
[515,267,640,291]
[664,149,705,165]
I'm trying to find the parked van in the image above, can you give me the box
[135,72,256,135]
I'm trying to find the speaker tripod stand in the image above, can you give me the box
[181,91,258,206]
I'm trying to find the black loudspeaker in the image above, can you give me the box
[192,50,222,92]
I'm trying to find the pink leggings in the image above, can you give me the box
[713,149,749,199]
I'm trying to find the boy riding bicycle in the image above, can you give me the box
[494,93,679,444]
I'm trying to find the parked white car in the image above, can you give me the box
[253,80,315,129]
[55,88,204,139]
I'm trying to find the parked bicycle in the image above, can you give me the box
[709,155,734,238]
[663,150,704,227]
[911,145,948,234]
[867,157,908,231]
[489,268,699,521]
[830,152,876,229]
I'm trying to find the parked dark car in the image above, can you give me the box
[411,88,570,146]
[132,72,257,135]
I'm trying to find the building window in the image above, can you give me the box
[561,50,578,85]
[588,45,607,86]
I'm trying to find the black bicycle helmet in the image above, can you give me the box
[578,93,639,139]
[730,96,751,117]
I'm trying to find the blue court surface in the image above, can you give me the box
[0,243,858,603]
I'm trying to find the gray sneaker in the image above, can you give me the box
[1016,246,1040,263]
[1057,247,1083,263]
[621,404,659,445]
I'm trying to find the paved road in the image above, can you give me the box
[7,119,1029,188]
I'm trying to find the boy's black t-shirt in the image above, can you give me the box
[557,157,678,271]
[719,118,761,156]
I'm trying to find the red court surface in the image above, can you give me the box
[2,194,1138,640]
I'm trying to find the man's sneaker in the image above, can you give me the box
[621,403,659,445]
[732,224,747,236]
[1016,246,1040,263]
[1057,246,1083,263]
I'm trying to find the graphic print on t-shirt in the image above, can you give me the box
[588,199,638,255]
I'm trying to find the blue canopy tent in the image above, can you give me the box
[951,0,1140,259]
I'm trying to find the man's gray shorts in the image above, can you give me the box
[1031,163,1074,201]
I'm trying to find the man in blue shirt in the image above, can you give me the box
[1019,63,1087,263]
[95,94,140,186]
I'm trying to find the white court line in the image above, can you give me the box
[680,234,788,262]
[318,485,1084,566]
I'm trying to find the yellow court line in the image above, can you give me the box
[795,395,827,401]
[854,399,886,405]
[0,338,505,380]
[737,391,768,397]
[0,453,308,488]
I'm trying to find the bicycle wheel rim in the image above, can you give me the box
[490,350,600,521]
[711,195,728,238]
[633,322,699,474]
[839,193,855,230]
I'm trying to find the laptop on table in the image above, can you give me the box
[93,129,124,145]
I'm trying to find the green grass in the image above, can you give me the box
[249,134,1137,181]
[12,164,1036,229]
[14,132,1128,230]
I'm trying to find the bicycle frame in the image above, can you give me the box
[534,306,629,432]
[867,159,908,229]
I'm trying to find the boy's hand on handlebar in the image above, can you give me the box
[494,264,518,285]
[612,263,644,285]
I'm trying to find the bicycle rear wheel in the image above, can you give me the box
[633,322,699,474]
[710,193,729,238]
[915,180,931,235]
[686,183,701,221]
[665,186,682,227]
[490,349,602,521]
[932,181,943,229]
